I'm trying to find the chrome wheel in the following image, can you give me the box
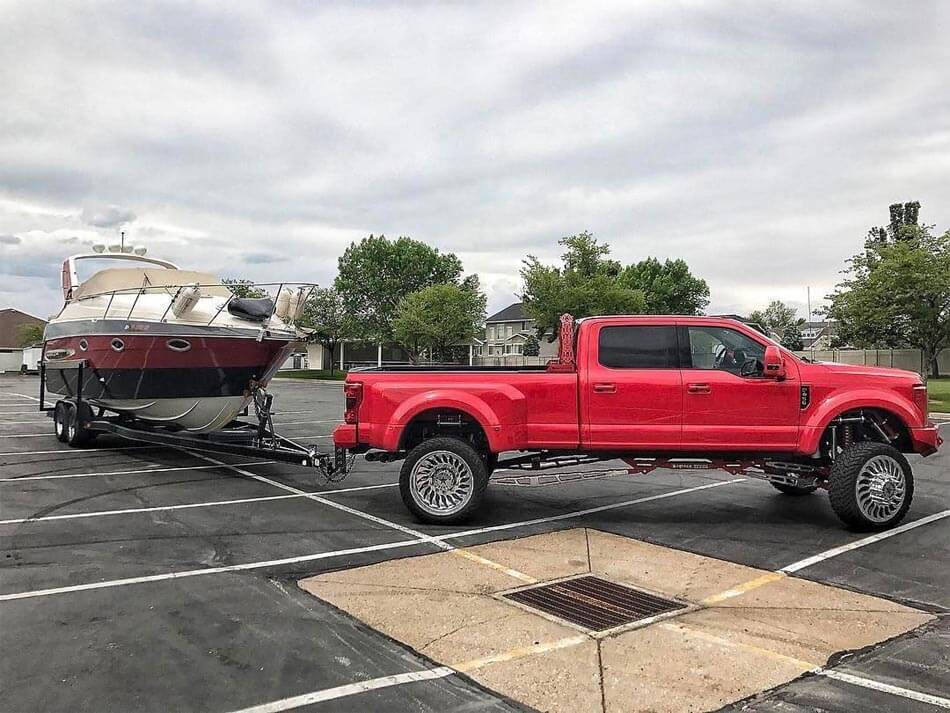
[855,455,906,523]
[409,450,474,516]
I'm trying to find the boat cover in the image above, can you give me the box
[72,268,232,299]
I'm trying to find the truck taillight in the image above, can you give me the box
[913,383,928,420]
[344,382,363,424]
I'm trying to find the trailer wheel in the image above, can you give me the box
[771,482,818,496]
[53,401,70,443]
[66,401,95,447]
[400,437,489,525]
[829,442,913,531]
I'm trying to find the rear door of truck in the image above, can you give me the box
[580,319,683,448]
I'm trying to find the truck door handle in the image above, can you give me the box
[687,383,710,394]
[593,383,617,394]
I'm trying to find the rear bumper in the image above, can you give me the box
[333,423,358,448]
[911,422,942,457]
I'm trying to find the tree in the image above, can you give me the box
[335,235,468,341]
[16,323,44,347]
[222,278,267,299]
[620,257,710,315]
[780,322,804,351]
[523,333,540,357]
[300,287,352,374]
[393,283,486,364]
[749,300,800,336]
[825,210,950,378]
[521,232,646,340]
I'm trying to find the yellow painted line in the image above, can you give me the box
[453,633,589,673]
[701,571,787,605]
[660,621,817,671]
[451,549,537,584]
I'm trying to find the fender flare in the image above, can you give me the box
[386,389,515,452]
[800,390,918,453]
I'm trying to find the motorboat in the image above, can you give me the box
[42,246,313,432]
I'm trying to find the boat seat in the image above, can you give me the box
[227,297,275,322]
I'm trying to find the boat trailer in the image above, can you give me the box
[39,359,351,480]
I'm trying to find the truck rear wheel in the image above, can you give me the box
[829,442,913,531]
[400,437,490,525]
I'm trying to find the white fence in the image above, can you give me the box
[793,348,947,377]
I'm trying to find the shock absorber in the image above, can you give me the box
[840,423,855,449]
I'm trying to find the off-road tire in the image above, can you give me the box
[829,442,913,531]
[484,451,498,476]
[400,436,490,525]
[66,401,95,447]
[771,482,818,496]
[53,401,69,443]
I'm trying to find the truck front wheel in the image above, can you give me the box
[400,437,490,525]
[828,442,913,531]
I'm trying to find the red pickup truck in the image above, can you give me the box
[333,315,940,531]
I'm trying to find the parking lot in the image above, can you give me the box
[0,373,947,712]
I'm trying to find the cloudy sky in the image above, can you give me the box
[2,1,948,321]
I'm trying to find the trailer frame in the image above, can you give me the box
[39,359,349,477]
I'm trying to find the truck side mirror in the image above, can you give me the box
[763,345,785,379]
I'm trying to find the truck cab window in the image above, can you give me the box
[598,326,678,368]
[686,326,765,374]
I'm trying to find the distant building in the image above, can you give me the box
[0,308,45,349]
[0,308,47,372]
[800,320,839,350]
[478,302,558,359]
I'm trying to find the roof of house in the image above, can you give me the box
[0,308,46,349]
[486,302,527,323]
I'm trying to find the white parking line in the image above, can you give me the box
[0,479,736,601]
[226,667,455,713]
[443,478,744,541]
[190,454,454,552]
[1,393,39,401]
[0,483,397,525]
[0,460,275,482]
[780,509,950,573]
[0,538,427,601]
[0,445,154,457]
[818,669,950,708]
[0,434,58,438]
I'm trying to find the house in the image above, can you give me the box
[0,308,46,372]
[800,320,839,350]
[479,302,558,359]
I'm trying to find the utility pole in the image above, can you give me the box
[807,286,812,322]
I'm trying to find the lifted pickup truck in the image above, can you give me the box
[333,314,940,530]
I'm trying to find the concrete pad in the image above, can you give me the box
[600,622,811,713]
[470,638,603,713]
[300,528,933,713]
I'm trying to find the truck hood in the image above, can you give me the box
[809,361,920,381]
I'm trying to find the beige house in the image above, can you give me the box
[477,302,558,359]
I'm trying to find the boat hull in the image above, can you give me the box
[44,331,295,432]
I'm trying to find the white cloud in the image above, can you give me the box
[0,0,948,319]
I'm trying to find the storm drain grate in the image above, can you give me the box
[503,576,685,632]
